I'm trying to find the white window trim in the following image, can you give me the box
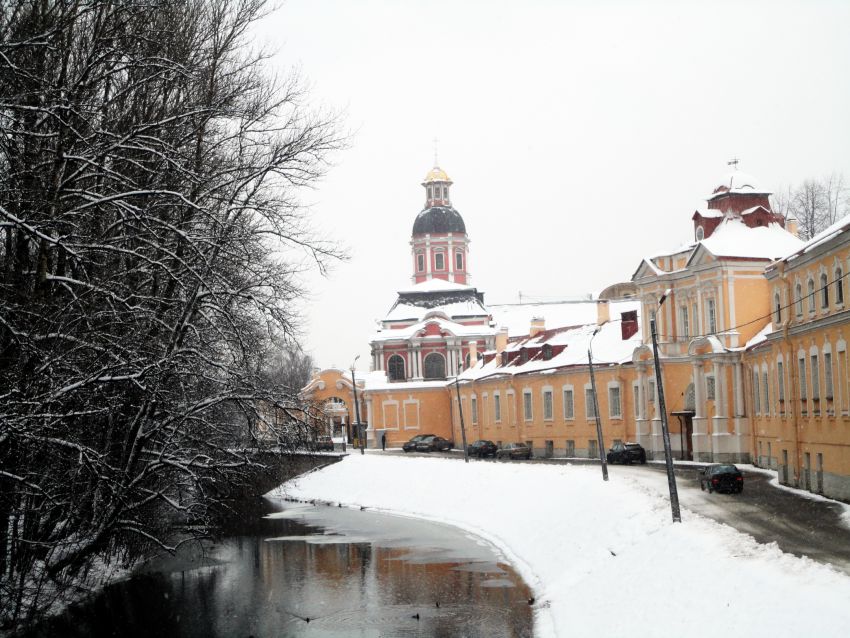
[522,388,533,422]
[607,381,622,419]
[584,383,596,420]
[562,384,575,420]
[542,385,554,422]
[382,399,401,431]
[493,391,502,424]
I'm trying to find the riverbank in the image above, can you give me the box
[271,454,850,637]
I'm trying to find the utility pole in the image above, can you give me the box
[588,329,609,481]
[650,316,681,522]
[454,371,470,463]
[351,356,364,455]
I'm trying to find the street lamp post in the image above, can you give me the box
[350,356,364,455]
[588,326,609,481]
[650,293,681,523]
[453,360,470,463]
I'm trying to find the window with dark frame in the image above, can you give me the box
[387,355,406,381]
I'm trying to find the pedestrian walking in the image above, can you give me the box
[381,432,387,451]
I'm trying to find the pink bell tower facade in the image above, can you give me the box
[411,166,470,285]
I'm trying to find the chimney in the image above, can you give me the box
[596,300,610,326]
[785,214,799,238]
[530,316,545,338]
[621,310,639,340]
[495,327,509,353]
[468,341,478,367]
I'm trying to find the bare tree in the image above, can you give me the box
[790,179,828,240]
[0,0,344,628]
[773,174,849,240]
[823,172,848,228]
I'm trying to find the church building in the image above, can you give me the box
[302,163,850,502]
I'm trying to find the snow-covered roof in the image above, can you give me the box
[460,301,641,381]
[381,280,489,323]
[696,218,803,261]
[362,370,449,392]
[707,171,770,199]
[370,316,497,343]
[777,213,850,264]
[694,206,724,219]
[383,299,489,323]
[745,322,774,351]
[396,278,473,294]
[489,299,596,337]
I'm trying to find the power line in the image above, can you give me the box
[654,268,849,342]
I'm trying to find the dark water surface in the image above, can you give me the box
[24,499,534,637]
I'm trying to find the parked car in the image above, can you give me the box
[496,442,532,460]
[606,442,647,465]
[313,435,335,452]
[402,434,434,452]
[699,464,744,493]
[415,435,454,452]
[468,439,498,458]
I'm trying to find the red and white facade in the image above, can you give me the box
[371,167,495,381]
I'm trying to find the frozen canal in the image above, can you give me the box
[22,498,533,637]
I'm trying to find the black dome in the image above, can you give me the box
[412,206,466,235]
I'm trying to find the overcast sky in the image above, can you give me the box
[254,0,850,370]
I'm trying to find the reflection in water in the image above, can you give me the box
[22,499,533,637]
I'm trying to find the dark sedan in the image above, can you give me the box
[699,464,744,493]
[468,439,498,458]
[606,442,647,465]
[496,442,532,460]
[313,435,335,452]
[402,434,434,452]
[415,435,454,452]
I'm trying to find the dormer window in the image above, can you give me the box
[500,351,509,366]
[542,344,553,360]
[520,349,529,364]
[696,226,705,241]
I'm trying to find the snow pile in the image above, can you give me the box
[272,455,850,637]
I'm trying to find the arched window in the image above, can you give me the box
[387,355,405,381]
[774,293,782,323]
[820,273,829,309]
[427,186,432,200]
[423,353,446,379]
[455,251,463,271]
[795,283,803,317]
[807,278,815,313]
[837,267,845,305]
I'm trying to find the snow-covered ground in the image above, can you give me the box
[270,454,850,637]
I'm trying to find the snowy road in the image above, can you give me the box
[396,449,850,575]
[617,462,850,575]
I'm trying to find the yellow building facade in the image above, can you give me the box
[303,167,850,501]
[745,217,850,499]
